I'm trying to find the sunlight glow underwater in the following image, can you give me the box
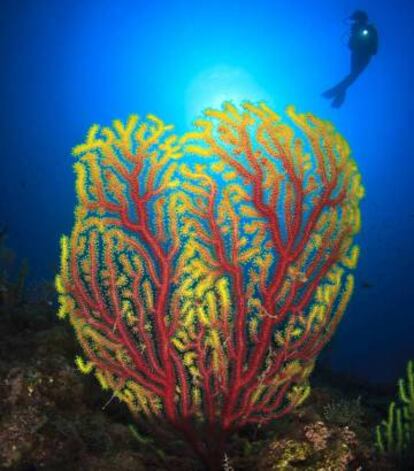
[185,65,272,125]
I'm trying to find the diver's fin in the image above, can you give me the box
[332,89,346,108]
[322,83,347,108]
[322,87,338,99]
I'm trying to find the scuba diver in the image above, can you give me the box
[323,10,378,108]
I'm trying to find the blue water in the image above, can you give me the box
[1,0,413,384]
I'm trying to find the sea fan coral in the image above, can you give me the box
[56,102,364,469]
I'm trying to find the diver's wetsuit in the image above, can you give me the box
[323,21,378,108]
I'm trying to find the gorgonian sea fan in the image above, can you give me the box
[56,102,364,469]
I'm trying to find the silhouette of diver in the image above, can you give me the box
[323,10,378,108]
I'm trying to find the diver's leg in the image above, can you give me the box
[352,53,371,75]
[323,54,370,106]
[323,74,353,107]
[322,74,352,100]
[345,54,370,87]
[322,55,355,98]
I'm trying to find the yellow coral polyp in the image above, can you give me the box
[195,275,215,299]
[205,291,218,321]
[95,371,110,390]
[197,305,210,325]
[216,277,231,308]
[172,338,186,351]
[184,352,197,366]
[292,384,311,406]
[308,303,327,325]
[75,355,95,374]
[192,388,202,406]
[342,244,360,269]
